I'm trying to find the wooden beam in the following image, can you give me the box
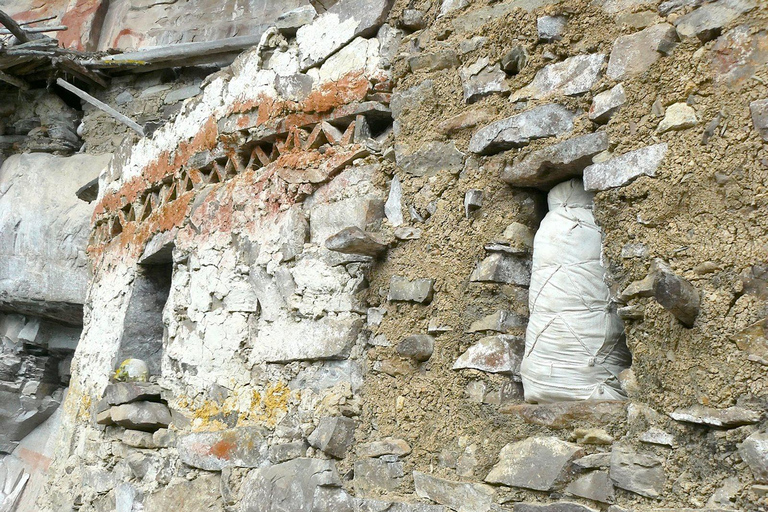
[56,78,145,136]
[0,69,29,89]
[53,56,108,88]
[0,25,67,35]
[0,9,43,43]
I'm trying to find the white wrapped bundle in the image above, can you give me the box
[520,178,631,403]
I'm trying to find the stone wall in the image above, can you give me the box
[0,0,767,511]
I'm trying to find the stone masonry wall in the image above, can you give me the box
[17,0,768,511]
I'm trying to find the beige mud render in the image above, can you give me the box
[0,0,766,511]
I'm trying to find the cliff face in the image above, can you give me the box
[1,0,768,511]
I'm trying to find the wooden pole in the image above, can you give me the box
[56,78,145,136]
[0,9,42,43]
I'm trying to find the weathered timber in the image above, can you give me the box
[56,78,145,136]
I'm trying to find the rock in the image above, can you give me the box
[675,0,756,42]
[164,84,201,104]
[469,104,577,155]
[706,476,741,509]
[639,428,676,447]
[538,15,568,42]
[659,0,701,16]
[275,74,314,102]
[325,227,388,256]
[359,437,412,458]
[239,458,341,512]
[397,142,464,176]
[485,437,583,491]
[501,132,610,189]
[401,9,427,30]
[177,427,269,470]
[409,50,460,72]
[122,429,156,448]
[296,0,394,70]
[609,445,665,498]
[145,473,223,511]
[385,176,404,227]
[464,189,484,217]
[114,358,150,382]
[470,253,532,286]
[733,318,768,365]
[115,91,133,105]
[652,259,700,327]
[574,453,612,470]
[394,227,422,240]
[308,416,357,458]
[657,102,698,133]
[501,401,628,429]
[711,25,768,88]
[96,409,114,425]
[439,0,470,16]
[501,46,528,74]
[396,335,435,362]
[593,0,656,13]
[388,276,435,304]
[153,428,175,447]
[269,441,309,463]
[515,504,599,512]
[573,428,614,445]
[413,471,495,512]
[669,405,761,428]
[607,23,678,80]
[512,54,605,101]
[467,310,527,333]
[566,471,615,504]
[589,84,626,123]
[750,99,768,142]
[459,58,509,103]
[109,402,171,432]
[583,143,667,191]
[739,432,768,483]
[354,458,405,496]
[310,197,383,245]
[618,274,656,302]
[103,382,163,406]
[275,5,317,36]
[438,110,494,135]
[452,335,524,376]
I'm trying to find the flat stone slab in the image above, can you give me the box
[453,335,524,375]
[469,104,577,155]
[669,405,761,428]
[177,427,269,470]
[325,227,388,257]
[750,99,768,142]
[589,84,626,123]
[502,132,610,189]
[566,470,615,504]
[512,54,605,101]
[733,318,768,365]
[485,436,583,491]
[500,401,628,429]
[396,141,465,177]
[358,437,412,458]
[467,310,528,333]
[103,382,163,406]
[470,253,532,286]
[308,416,357,458]
[388,276,435,304]
[610,445,665,498]
[414,471,495,512]
[515,503,600,512]
[675,0,756,42]
[607,23,677,80]
[110,402,172,432]
[583,143,667,191]
[739,431,768,483]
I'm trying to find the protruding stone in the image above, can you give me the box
[394,227,422,240]
[733,318,768,365]
[177,427,269,470]
[609,445,665,498]
[750,99,768,142]
[618,274,656,302]
[413,471,495,512]
[639,428,676,447]
[501,401,628,429]
[396,335,435,362]
[354,458,405,496]
[439,0,469,16]
[325,227,388,256]
[501,132,610,189]
[388,276,435,304]
[240,458,341,511]
[296,0,395,70]
[397,142,464,177]
[459,58,509,103]
[470,253,532,286]
[110,402,171,432]
[657,102,698,133]
[669,405,761,428]
[409,50,460,72]
[512,54,605,101]
[401,9,427,30]
[385,176,404,227]
[437,110,494,135]
[485,437,583,491]
[675,0,757,42]
[359,438,412,458]
[275,5,317,36]
[574,453,612,470]
[538,15,568,42]
[469,104,577,155]
[467,310,527,333]
[652,259,700,327]
[501,46,528,74]
[566,471,616,504]
[452,335,524,376]
[607,23,678,80]
[515,504,599,512]
[739,431,768,483]
[122,429,156,448]
[502,222,535,251]
[269,441,309,464]
[308,416,357,458]
[573,428,614,445]
[103,382,163,406]
[583,143,667,191]
[464,189,484,217]
[589,84,626,123]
